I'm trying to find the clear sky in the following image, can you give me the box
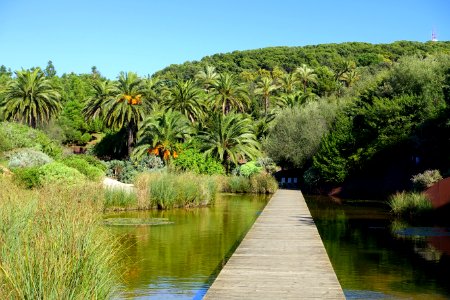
[0,0,449,79]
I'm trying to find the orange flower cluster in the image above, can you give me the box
[121,94,142,105]
[148,145,178,160]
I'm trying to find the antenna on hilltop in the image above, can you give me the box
[432,29,438,42]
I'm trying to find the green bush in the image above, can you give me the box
[13,167,42,189]
[239,161,262,177]
[222,176,251,193]
[38,162,86,186]
[61,155,104,181]
[389,192,433,216]
[8,148,53,169]
[75,154,108,171]
[172,148,224,175]
[106,156,164,184]
[0,121,62,158]
[411,170,442,190]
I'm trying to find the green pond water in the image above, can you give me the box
[105,193,270,299]
[106,193,450,299]
[305,195,450,300]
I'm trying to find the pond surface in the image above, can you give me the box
[106,193,269,299]
[305,195,450,300]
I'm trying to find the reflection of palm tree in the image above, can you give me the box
[254,76,279,116]
[295,64,317,93]
[1,68,61,128]
[211,73,249,115]
[199,113,260,172]
[133,109,191,161]
[162,79,204,123]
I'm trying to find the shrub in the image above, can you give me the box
[76,154,108,171]
[13,166,42,189]
[172,148,224,175]
[38,162,86,186]
[222,176,251,193]
[0,121,62,158]
[8,148,53,169]
[61,155,104,181]
[0,178,119,298]
[106,156,164,184]
[239,161,263,177]
[411,170,442,190]
[389,191,433,216]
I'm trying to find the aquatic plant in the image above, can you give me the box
[0,178,119,298]
[389,192,433,216]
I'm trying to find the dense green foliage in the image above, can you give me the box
[60,155,105,181]
[172,147,224,175]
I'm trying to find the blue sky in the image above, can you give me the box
[0,0,449,79]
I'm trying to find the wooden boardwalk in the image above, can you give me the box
[203,189,345,299]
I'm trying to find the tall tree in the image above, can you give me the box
[44,60,56,78]
[211,73,250,115]
[82,79,115,120]
[1,68,61,128]
[199,113,260,172]
[294,64,318,93]
[254,76,279,116]
[162,79,204,123]
[279,72,299,94]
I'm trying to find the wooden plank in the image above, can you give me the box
[203,189,345,299]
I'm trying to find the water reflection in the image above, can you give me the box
[305,195,450,300]
[106,193,269,299]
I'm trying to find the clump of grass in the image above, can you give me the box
[220,174,278,194]
[104,188,138,209]
[137,172,218,209]
[0,178,120,299]
[389,191,433,217]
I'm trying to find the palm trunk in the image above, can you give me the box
[127,123,134,158]
[264,95,269,117]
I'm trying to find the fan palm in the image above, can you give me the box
[211,73,250,115]
[295,64,318,93]
[162,79,204,123]
[133,109,191,162]
[198,113,260,172]
[254,76,279,116]
[1,68,61,128]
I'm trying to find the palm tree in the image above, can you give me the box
[294,64,318,93]
[1,68,61,128]
[198,113,260,172]
[279,72,300,94]
[82,79,115,120]
[254,76,279,116]
[133,109,191,162]
[211,73,250,115]
[195,65,218,92]
[339,70,360,87]
[162,79,204,123]
[83,72,146,157]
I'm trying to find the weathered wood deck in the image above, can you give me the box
[203,189,345,299]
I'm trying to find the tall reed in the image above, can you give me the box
[136,172,218,209]
[389,191,433,216]
[0,178,120,299]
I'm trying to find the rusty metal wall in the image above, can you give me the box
[425,177,450,209]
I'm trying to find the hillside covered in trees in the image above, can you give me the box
[1,41,450,198]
